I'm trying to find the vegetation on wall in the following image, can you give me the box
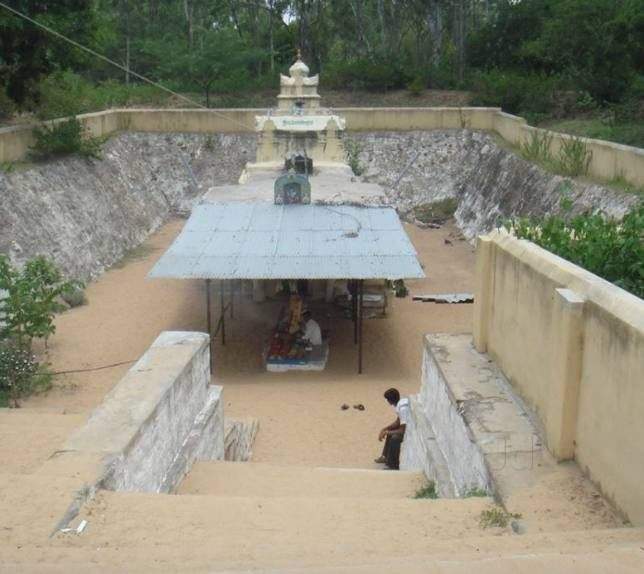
[508,204,644,299]
[29,117,103,160]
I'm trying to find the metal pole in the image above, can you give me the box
[230,280,234,319]
[206,279,213,374]
[358,280,364,374]
[352,281,358,345]
[220,279,226,346]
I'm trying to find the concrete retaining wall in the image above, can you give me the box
[401,337,491,498]
[1,107,641,187]
[63,331,224,493]
[473,231,644,525]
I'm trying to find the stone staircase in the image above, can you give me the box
[2,456,644,572]
[177,460,427,498]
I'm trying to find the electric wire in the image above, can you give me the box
[0,1,256,132]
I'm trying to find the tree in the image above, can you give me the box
[145,29,263,106]
[0,0,99,103]
[0,255,80,348]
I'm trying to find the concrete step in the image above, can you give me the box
[177,460,428,498]
[0,410,86,474]
[2,524,642,572]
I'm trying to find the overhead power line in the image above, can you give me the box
[0,1,256,132]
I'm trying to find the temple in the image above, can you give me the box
[245,52,346,177]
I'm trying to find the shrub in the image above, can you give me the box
[520,131,592,177]
[0,255,82,347]
[469,70,559,120]
[407,76,426,97]
[479,506,521,528]
[414,482,438,499]
[324,59,409,92]
[557,136,592,177]
[508,204,644,298]
[464,487,488,497]
[520,130,554,164]
[29,118,102,161]
[36,71,92,120]
[0,342,52,408]
[345,140,364,176]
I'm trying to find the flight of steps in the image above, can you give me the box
[1,459,643,572]
[177,460,428,498]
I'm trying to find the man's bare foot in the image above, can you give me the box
[374,456,386,464]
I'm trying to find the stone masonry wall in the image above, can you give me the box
[1,129,636,283]
[63,331,224,494]
[0,132,256,280]
[349,130,638,239]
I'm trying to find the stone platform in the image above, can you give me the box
[402,333,615,533]
[204,165,386,206]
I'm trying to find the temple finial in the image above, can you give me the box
[296,48,302,61]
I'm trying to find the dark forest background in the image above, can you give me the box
[1,1,643,145]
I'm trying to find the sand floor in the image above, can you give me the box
[26,219,477,469]
[2,217,638,572]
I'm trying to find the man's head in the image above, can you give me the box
[384,388,400,406]
[302,310,312,321]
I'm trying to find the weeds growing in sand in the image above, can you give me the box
[414,482,438,499]
[479,507,521,528]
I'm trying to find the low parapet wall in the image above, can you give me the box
[1,107,642,187]
[473,231,644,525]
[401,336,491,498]
[61,330,224,493]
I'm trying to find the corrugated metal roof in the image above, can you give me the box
[149,203,424,280]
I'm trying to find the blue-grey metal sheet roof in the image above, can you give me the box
[149,203,424,280]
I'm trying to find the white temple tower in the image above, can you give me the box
[247,51,346,173]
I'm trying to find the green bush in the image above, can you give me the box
[508,204,644,298]
[0,255,82,346]
[470,70,559,120]
[479,507,521,528]
[414,482,438,499]
[29,118,102,161]
[0,342,52,408]
[520,131,593,177]
[407,76,426,97]
[35,71,169,120]
[520,130,554,164]
[345,140,364,176]
[557,137,593,177]
[324,59,409,92]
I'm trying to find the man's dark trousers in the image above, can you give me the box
[382,433,403,470]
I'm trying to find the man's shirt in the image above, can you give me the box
[396,397,411,425]
[303,318,322,346]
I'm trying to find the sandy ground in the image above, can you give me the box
[26,219,476,469]
[2,216,641,572]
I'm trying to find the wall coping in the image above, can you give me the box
[1,106,642,186]
[485,230,644,333]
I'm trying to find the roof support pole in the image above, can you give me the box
[358,280,364,374]
[352,280,358,345]
[230,280,235,319]
[206,279,213,374]
[220,279,226,346]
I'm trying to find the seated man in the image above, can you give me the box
[375,387,410,470]
[301,310,322,347]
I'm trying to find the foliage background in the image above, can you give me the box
[0,0,641,145]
